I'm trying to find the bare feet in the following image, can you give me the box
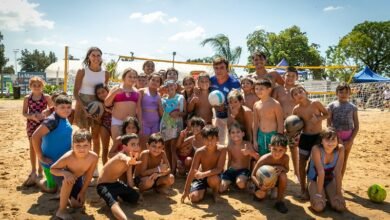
[36,178,57,193]
[212,192,222,203]
[298,190,309,201]
[56,209,73,220]
[270,187,278,200]
[156,186,169,195]
[23,172,37,187]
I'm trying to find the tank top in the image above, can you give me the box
[142,88,159,112]
[307,146,339,183]
[79,67,106,95]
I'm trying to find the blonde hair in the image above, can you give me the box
[29,76,45,88]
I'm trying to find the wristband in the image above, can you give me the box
[157,166,161,173]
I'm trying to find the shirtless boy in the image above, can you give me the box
[96,134,141,220]
[135,133,175,194]
[253,79,284,156]
[50,129,98,219]
[291,85,329,199]
[220,122,259,192]
[181,125,227,203]
[272,66,300,179]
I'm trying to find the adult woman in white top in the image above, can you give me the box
[73,47,109,169]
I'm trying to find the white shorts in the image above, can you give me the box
[111,116,124,126]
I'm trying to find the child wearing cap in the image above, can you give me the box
[160,79,187,175]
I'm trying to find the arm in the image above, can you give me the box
[105,71,110,85]
[136,91,142,133]
[50,153,77,184]
[78,155,98,200]
[251,156,266,188]
[104,86,119,108]
[159,152,172,176]
[275,102,284,134]
[187,94,198,113]
[349,109,359,141]
[138,152,161,177]
[108,138,121,158]
[244,108,253,142]
[201,147,227,178]
[182,150,201,201]
[316,101,329,121]
[31,125,51,164]
[272,72,285,86]
[126,164,135,187]
[157,96,164,117]
[311,146,325,195]
[252,105,259,150]
[334,146,345,195]
[23,96,39,122]
[73,69,84,104]
[45,94,54,109]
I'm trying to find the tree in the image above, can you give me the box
[19,49,57,72]
[0,32,9,96]
[246,26,325,79]
[105,59,119,79]
[200,34,242,65]
[325,45,356,82]
[339,21,390,76]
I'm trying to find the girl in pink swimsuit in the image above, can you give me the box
[105,68,142,142]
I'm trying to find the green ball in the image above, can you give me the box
[367,184,387,203]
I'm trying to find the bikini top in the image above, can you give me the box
[114,91,139,103]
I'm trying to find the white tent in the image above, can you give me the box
[45,59,214,81]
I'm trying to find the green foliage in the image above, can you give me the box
[43,84,60,95]
[19,49,57,72]
[2,65,14,74]
[200,34,242,65]
[186,57,214,63]
[246,26,324,79]
[105,59,119,79]
[338,21,390,76]
[0,32,10,96]
[325,45,356,82]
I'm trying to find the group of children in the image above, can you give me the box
[21,53,359,219]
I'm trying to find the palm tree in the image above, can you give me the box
[200,34,242,65]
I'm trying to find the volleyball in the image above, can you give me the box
[255,165,278,188]
[367,184,387,203]
[284,115,304,135]
[86,101,104,118]
[208,90,225,106]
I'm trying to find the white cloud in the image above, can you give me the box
[129,11,178,24]
[168,17,178,23]
[184,20,197,27]
[255,25,266,30]
[106,36,120,43]
[25,38,56,46]
[78,40,89,45]
[0,0,54,31]
[169,26,205,41]
[323,6,344,12]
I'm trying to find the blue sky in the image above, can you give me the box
[1,0,389,68]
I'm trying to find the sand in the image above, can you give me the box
[0,99,389,220]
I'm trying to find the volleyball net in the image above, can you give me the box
[60,46,388,110]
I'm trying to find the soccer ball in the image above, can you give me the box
[367,184,387,203]
[255,165,278,188]
[208,90,225,106]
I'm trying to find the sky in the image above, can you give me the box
[1,0,389,69]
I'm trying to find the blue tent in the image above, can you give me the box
[275,58,308,78]
[352,66,390,83]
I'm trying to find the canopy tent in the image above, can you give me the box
[352,66,390,83]
[45,59,214,81]
[275,58,308,78]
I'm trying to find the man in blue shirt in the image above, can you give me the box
[210,57,241,144]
